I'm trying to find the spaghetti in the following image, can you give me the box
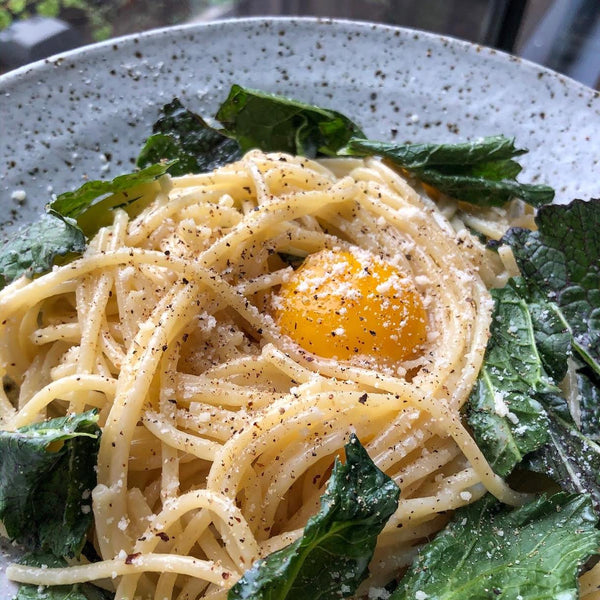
[0,151,546,598]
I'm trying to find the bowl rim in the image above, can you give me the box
[1,15,598,100]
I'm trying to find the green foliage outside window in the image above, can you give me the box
[0,0,199,42]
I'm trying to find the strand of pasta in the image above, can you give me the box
[581,561,600,597]
[270,347,524,505]
[193,180,357,271]
[158,347,184,508]
[94,285,199,560]
[116,489,258,600]
[9,373,116,429]
[149,511,213,600]
[99,284,195,481]
[0,386,15,418]
[30,323,80,346]
[206,388,410,498]
[133,489,258,566]
[6,554,234,588]
[17,301,45,363]
[142,411,221,461]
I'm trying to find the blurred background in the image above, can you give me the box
[0,0,599,88]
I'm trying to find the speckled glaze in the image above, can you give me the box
[1,17,600,235]
[0,16,599,594]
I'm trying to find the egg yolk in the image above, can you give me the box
[273,249,427,365]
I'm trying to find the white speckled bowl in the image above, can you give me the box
[1,17,600,232]
[0,16,599,597]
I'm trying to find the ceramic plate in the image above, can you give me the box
[0,16,599,596]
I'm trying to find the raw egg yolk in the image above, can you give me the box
[274,249,427,364]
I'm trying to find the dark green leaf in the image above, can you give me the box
[345,136,524,169]
[344,136,554,208]
[0,213,86,289]
[577,365,600,441]
[391,492,600,600]
[15,554,114,600]
[277,252,307,269]
[467,283,557,476]
[509,278,571,383]
[473,207,600,506]
[524,363,600,510]
[216,85,365,157]
[503,199,600,376]
[16,583,88,600]
[0,411,101,558]
[49,162,174,239]
[418,169,554,207]
[526,397,600,512]
[468,159,522,181]
[50,162,172,220]
[468,218,600,507]
[0,163,174,288]
[228,434,399,600]
[137,98,242,175]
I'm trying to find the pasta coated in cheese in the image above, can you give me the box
[2,151,535,598]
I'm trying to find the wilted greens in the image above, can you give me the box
[0,410,100,558]
[228,435,399,600]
